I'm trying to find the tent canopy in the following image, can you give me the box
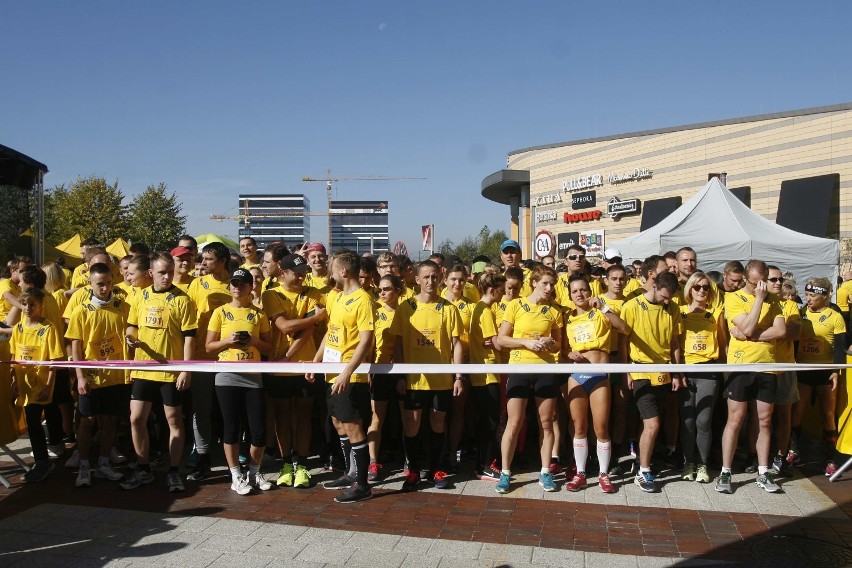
[195,233,239,253]
[611,178,839,288]
[55,234,83,256]
[107,238,130,258]
[7,229,82,268]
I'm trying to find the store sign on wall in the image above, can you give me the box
[557,232,580,255]
[532,192,563,207]
[580,230,605,256]
[564,210,602,224]
[571,190,596,210]
[534,230,554,258]
[560,166,652,193]
[536,211,559,223]
[606,196,641,219]
[608,167,653,185]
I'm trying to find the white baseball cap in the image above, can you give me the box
[603,248,623,261]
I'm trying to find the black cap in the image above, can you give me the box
[280,254,310,273]
[230,268,253,285]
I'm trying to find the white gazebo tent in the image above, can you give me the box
[611,178,840,290]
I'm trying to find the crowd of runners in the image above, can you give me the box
[1,235,848,503]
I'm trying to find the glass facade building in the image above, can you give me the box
[237,194,310,251]
[329,200,389,254]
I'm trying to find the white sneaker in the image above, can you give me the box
[65,449,80,469]
[231,476,252,495]
[110,447,128,464]
[75,464,92,487]
[47,444,65,459]
[95,463,124,481]
[250,473,273,491]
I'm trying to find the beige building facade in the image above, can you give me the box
[482,103,852,263]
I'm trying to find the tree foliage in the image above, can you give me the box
[436,225,510,263]
[126,183,187,251]
[0,185,33,251]
[47,175,128,244]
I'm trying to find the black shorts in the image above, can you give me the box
[404,389,452,412]
[130,378,182,407]
[797,370,834,388]
[52,368,74,404]
[506,373,559,399]
[632,379,669,420]
[326,381,371,423]
[370,374,397,402]
[263,374,321,399]
[724,372,776,403]
[78,384,127,417]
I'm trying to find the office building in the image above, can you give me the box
[329,200,389,254]
[237,194,309,251]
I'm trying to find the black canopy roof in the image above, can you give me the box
[0,144,48,188]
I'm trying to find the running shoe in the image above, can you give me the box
[771,455,789,476]
[323,475,354,490]
[756,472,780,493]
[75,463,92,487]
[608,461,626,477]
[187,447,199,467]
[628,440,638,459]
[335,481,373,503]
[634,471,656,493]
[95,463,124,481]
[495,473,511,494]
[681,463,696,481]
[23,461,54,483]
[167,471,186,493]
[565,472,587,492]
[120,469,154,490]
[367,461,383,482]
[250,473,273,491]
[598,473,615,494]
[695,465,711,484]
[231,475,252,495]
[743,454,758,474]
[401,471,421,492]
[825,461,839,477]
[276,463,294,486]
[294,464,311,488]
[714,471,732,494]
[539,472,557,492]
[65,449,80,469]
[429,470,450,489]
[186,456,211,481]
[402,460,411,477]
[475,461,501,482]
[548,460,563,475]
[110,447,128,464]
[785,449,800,466]
[48,443,65,459]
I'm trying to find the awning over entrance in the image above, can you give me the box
[481,169,530,205]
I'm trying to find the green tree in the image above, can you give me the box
[0,185,33,252]
[48,175,128,244]
[126,183,187,251]
[436,225,510,263]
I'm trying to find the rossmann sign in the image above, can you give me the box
[564,210,602,224]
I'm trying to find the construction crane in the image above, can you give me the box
[302,169,426,245]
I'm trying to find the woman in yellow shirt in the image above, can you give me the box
[366,274,402,481]
[678,272,727,484]
[793,278,847,476]
[563,275,625,493]
[496,265,562,494]
[206,268,272,495]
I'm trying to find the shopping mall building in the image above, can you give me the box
[482,102,852,261]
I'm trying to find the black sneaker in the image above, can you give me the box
[401,471,421,492]
[23,460,54,483]
[323,475,354,490]
[186,456,211,481]
[334,481,372,503]
[475,463,501,482]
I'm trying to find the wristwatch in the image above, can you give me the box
[600,304,611,314]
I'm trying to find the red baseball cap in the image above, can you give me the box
[305,243,327,255]
[170,246,193,258]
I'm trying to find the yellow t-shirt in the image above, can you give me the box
[492,299,511,364]
[10,320,64,406]
[390,297,462,390]
[798,306,846,364]
[502,297,563,365]
[208,304,270,362]
[622,294,683,385]
[323,288,375,384]
[70,263,89,289]
[680,305,722,364]
[469,301,499,386]
[565,307,611,353]
[52,289,69,321]
[440,293,475,355]
[601,296,626,353]
[262,286,325,366]
[623,277,642,296]
[63,286,128,320]
[463,282,481,303]
[724,290,783,364]
[304,273,332,295]
[128,286,198,382]
[240,261,261,271]
[188,275,231,360]
[0,279,20,322]
[65,296,131,388]
[776,298,800,364]
[374,303,397,364]
[836,281,852,314]
[172,277,195,293]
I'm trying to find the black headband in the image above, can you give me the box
[805,283,829,295]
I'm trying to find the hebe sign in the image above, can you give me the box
[534,230,554,258]
[564,210,602,224]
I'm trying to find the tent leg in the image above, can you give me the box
[829,455,852,482]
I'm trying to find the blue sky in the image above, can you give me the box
[3,2,851,254]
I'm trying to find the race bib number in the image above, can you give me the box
[800,338,821,355]
[415,328,437,349]
[571,323,593,346]
[689,332,710,354]
[145,306,166,329]
[94,334,121,359]
[18,345,36,361]
[631,371,671,386]
[326,324,342,349]
[323,346,342,363]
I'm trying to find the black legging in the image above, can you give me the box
[471,383,500,467]
[215,386,266,447]
[24,404,49,461]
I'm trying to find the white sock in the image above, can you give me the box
[596,440,612,475]
[501,469,511,476]
[640,466,651,474]
[229,466,242,483]
[540,467,550,475]
[721,466,732,474]
[573,438,588,475]
[757,465,768,476]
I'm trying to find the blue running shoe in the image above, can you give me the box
[539,472,557,492]
[495,472,511,494]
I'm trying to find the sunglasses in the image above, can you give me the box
[566,254,586,261]
[767,277,784,283]
[604,257,622,263]
[693,284,712,292]
[379,286,397,293]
